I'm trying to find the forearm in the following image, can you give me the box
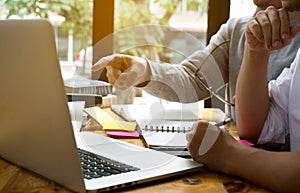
[143,43,230,103]
[143,61,211,103]
[226,145,300,193]
[235,45,270,142]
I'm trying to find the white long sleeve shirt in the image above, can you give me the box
[258,48,300,152]
[143,16,300,121]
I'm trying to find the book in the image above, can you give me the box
[64,76,112,96]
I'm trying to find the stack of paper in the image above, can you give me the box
[111,103,202,121]
[83,107,139,138]
[64,76,112,96]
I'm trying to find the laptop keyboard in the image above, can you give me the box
[78,148,140,180]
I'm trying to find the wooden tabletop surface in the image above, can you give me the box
[0,108,272,193]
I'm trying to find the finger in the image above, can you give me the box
[247,19,264,42]
[106,66,121,86]
[186,122,198,142]
[279,8,291,41]
[268,30,300,51]
[129,61,150,85]
[255,11,272,49]
[266,7,282,49]
[186,121,209,156]
[114,71,138,89]
[280,25,300,48]
[114,61,141,89]
[198,124,221,155]
[117,57,149,88]
[122,55,135,70]
[92,55,115,72]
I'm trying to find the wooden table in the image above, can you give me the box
[0,108,272,193]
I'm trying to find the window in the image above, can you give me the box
[93,0,213,73]
[114,0,208,63]
[1,0,234,80]
[230,0,256,18]
[1,0,93,79]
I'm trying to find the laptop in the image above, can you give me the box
[0,19,202,192]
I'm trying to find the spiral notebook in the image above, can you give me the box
[136,119,203,157]
[135,108,227,157]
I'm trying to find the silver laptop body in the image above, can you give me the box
[0,19,202,192]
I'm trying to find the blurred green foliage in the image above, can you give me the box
[114,0,207,58]
[2,0,207,60]
[3,0,92,55]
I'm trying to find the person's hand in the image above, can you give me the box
[92,54,151,90]
[245,7,300,53]
[186,121,237,171]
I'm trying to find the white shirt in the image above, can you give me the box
[258,48,300,152]
[143,16,300,121]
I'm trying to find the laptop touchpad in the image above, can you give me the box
[77,132,177,168]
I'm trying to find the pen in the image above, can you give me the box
[214,117,232,128]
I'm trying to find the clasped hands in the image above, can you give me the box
[246,6,300,52]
